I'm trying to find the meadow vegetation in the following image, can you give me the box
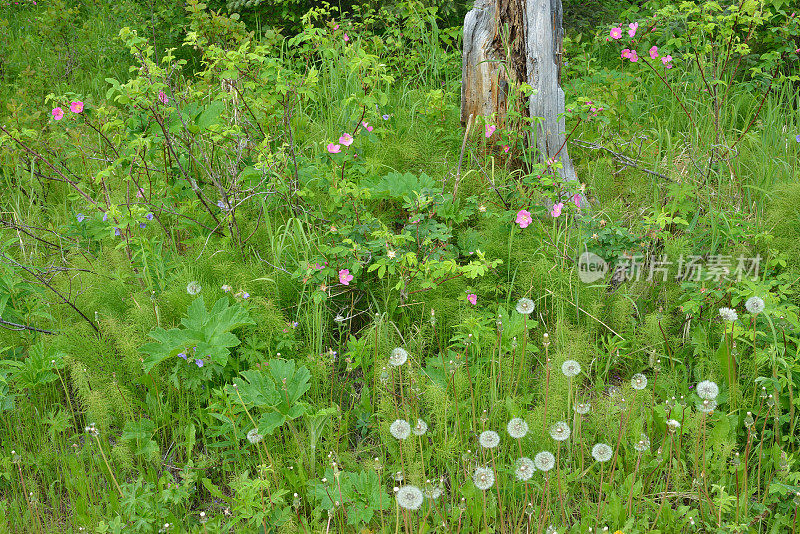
[1,0,800,532]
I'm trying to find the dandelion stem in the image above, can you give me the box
[92,433,123,497]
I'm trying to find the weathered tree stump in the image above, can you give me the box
[461,0,580,193]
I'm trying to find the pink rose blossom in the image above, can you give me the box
[572,193,582,209]
[661,55,672,65]
[158,91,169,104]
[629,50,639,62]
[467,294,477,305]
[621,49,631,59]
[649,46,659,59]
[550,202,564,218]
[52,107,64,120]
[327,143,341,153]
[339,133,353,146]
[70,101,84,113]
[628,22,638,38]
[361,121,373,132]
[485,124,496,138]
[343,33,350,42]
[610,27,622,40]
[503,145,510,153]
[338,269,354,285]
[515,209,532,229]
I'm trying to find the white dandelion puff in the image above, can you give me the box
[630,373,647,390]
[515,457,536,481]
[549,421,571,441]
[389,348,408,367]
[478,430,500,449]
[745,296,765,315]
[412,419,428,436]
[719,307,738,322]
[473,467,495,490]
[186,281,202,295]
[390,419,411,440]
[507,418,529,439]
[561,360,581,378]
[515,297,535,315]
[396,485,424,510]
[696,380,719,400]
[666,419,681,432]
[575,402,591,415]
[592,443,613,462]
[534,451,555,472]
[246,428,263,444]
[697,398,717,413]
[633,434,650,453]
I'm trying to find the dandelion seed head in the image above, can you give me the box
[696,380,719,400]
[389,347,408,367]
[478,430,500,449]
[390,419,411,440]
[186,281,202,295]
[666,419,681,432]
[745,296,765,314]
[246,428,263,444]
[473,467,495,490]
[507,417,529,439]
[575,402,591,415]
[561,360,581,377]
[719,307,738,322]
[534,451,555,472]
[631,373,647,390]
[396,485,424,510]
[549,421,571,441]
[412,419,428,436]
[697,398,717,413]
[515,297,535,315]
[592,443,613,462]
[633,433,650,452]
[515,457,536,481]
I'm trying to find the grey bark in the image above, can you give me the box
[461,0,580,192]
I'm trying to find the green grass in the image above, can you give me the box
[1,1,800,532]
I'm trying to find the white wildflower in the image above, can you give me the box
[561,360,581,378]
[515,457,536,481]
[507,417,529,439]
[630,373,647,390]
[549,421,571,442]
[696,380,719,400]
[515,298,535,315]
[473,467,495,490]
[412,419,428,436]
[390,419,411,440]
[719,307,738,322]
[478,430,500,449]
[534,451,555,472]
[389,348,408,367]
[745,296,765,315]
[396,485,424,510]
[592,443,613,462]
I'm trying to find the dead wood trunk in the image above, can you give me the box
[461,0,580,195]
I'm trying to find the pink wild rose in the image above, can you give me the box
[70,101,84,113]
[361,121,373,132]
[550,202,564,218]
[621,49,631,59]
[662,55,672,67]
[467,294,477,305]
[327,143,341,154]
[52,107,64,120]
[610,27,622,40]
[503,145,510,153]
[572,193,582,209]
[158,91,169,104]
[339,133,354,146]
[339,269,354,285]
[628,22,638,38]
[515,209,532,229]
[649,46,659,59]
[485,124,496,138]
[629,50,639,62]
[343,33,350,42]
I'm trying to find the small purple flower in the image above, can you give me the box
[145,213,154,221]
[291,321,299,328]
[177,352,187,359]
[796,134,800,143]
[195,359,204,368]
[217,200,227,210]
[382,114,390,120]
[102,212,108,222]
[241,292,250,299]
[139,222,147,229]
[114,227,121,236]
[76,213,85,223]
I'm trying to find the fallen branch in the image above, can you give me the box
[572,139,672,181]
